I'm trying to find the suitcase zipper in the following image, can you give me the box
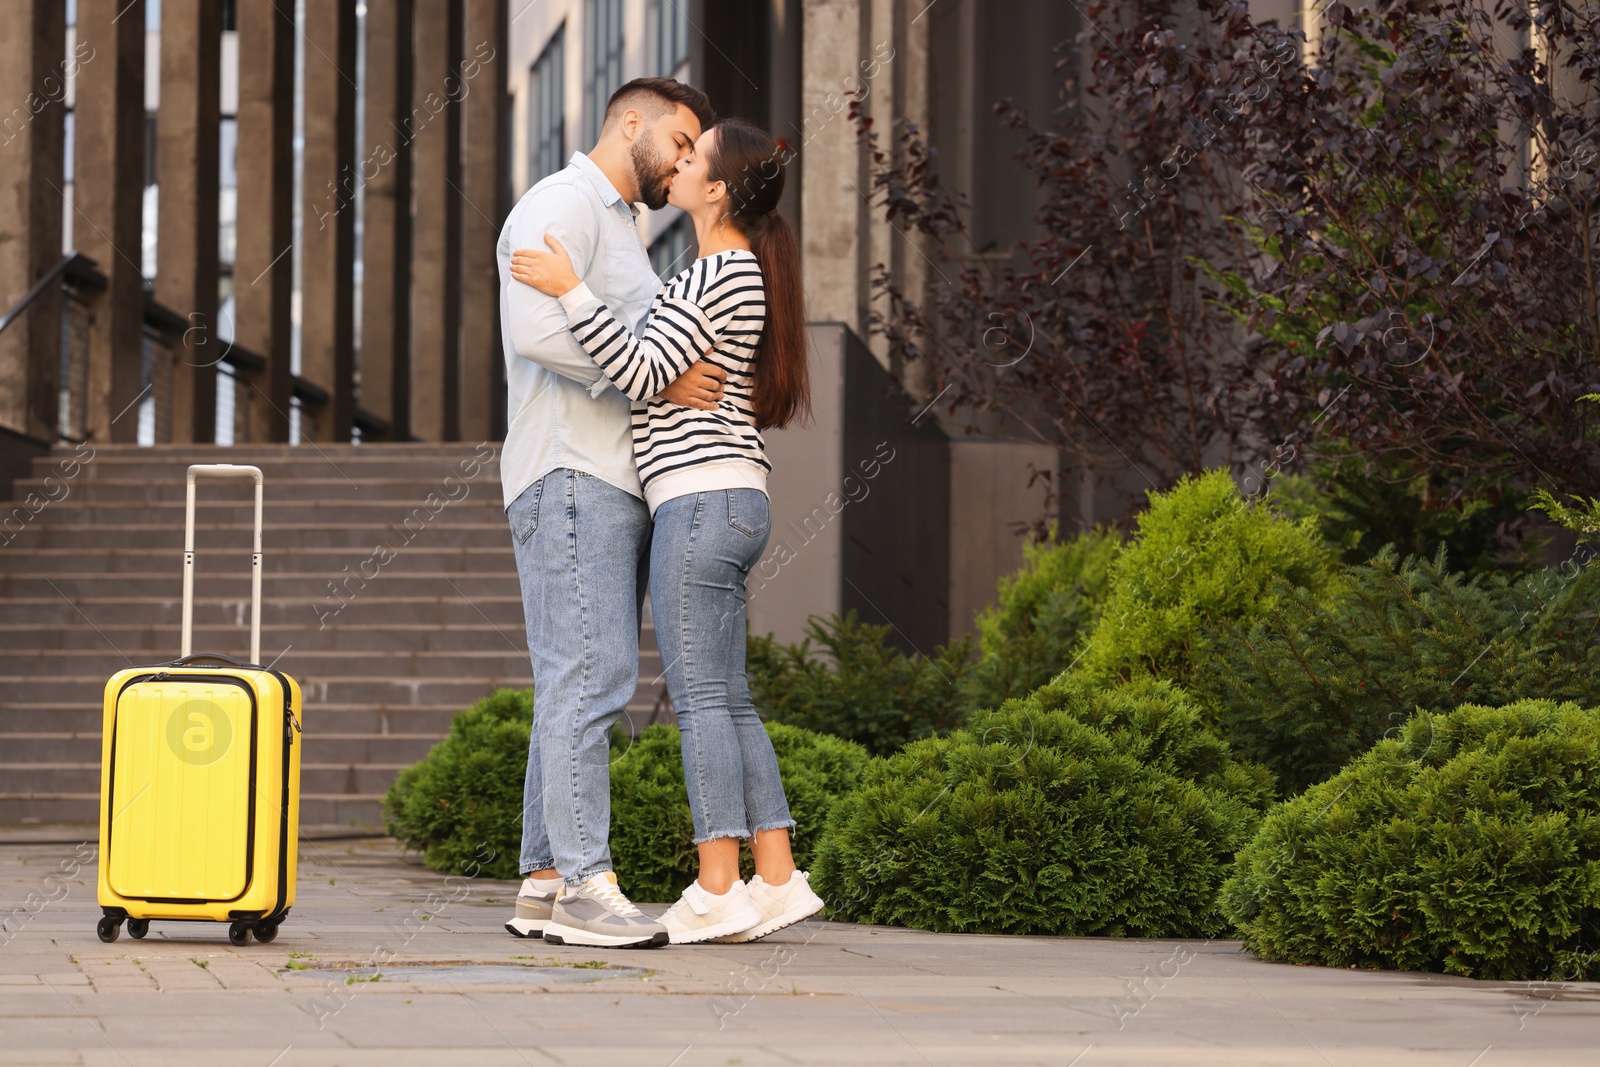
[261,667,298,923]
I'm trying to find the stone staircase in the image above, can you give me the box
[0,443,667,827]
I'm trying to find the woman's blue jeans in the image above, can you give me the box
[650,489,795,844]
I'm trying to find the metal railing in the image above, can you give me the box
[0,252,108,444]
[140,295,185,445]
[5,249,370,446]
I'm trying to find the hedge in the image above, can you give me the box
[812,675,1274,936]
[1221,700,1600,980]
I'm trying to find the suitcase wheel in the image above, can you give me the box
[96,917,121,943]
[227,921,251,947]
[255,919,280,944]
[126,919,149,939]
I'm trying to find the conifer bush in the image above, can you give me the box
[1077,470,1336,689]
[1221,700,1600,980]
[383,687,532,880]
[1196,548,1600,794]
[963,528,1122,712]
[812,675,1274,936]
[608,722,869,903]
[747,611,976,755]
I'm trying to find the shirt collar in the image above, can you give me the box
[570,151,638,216]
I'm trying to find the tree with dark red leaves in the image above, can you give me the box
[859,0,1598,537]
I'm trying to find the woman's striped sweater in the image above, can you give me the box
[557,248,770,515]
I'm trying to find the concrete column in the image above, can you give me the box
[0,0,67,441]
[767,0,803,226]
[409,0,464,442]
[74,0,146,445]
[458,0,507,442]
[299,0,358,443]
[890,0,933,399]
[357,0,414,440]
[156,0,222,443]
[861,0,895,369]
[234,0,295,442]
[799,0,871,340]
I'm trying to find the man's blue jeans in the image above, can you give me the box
[507,469,650,884]
[650,489,794,844]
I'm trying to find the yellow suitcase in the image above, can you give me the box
[96,464,303,946]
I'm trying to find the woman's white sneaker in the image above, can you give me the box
[711,871,825,943]
[661,880,764,945]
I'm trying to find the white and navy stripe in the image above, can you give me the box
[563,249,771,512]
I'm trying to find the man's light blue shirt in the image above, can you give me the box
[497,152,661,509]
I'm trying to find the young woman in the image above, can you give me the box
[509,117,823,945]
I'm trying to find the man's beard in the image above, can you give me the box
[630,137,676,210]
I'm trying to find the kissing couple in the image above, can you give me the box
[494,76,824,947]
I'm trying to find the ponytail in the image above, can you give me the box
[749,212,808,430]
[707,119,811,430]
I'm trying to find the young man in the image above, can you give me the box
[497,78,723,948]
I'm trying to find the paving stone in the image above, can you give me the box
[0,837,1595,1065]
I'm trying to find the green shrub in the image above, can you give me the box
[1077,470,1336,688]
[812,675,1274,936]
[608,722,869,903]
[962,527,1121,712]
[1221,700,1600,980]
[1270,461,1539,575]
[748,611,976,755]
[383,688,532,880]
[1197,547,1600,794]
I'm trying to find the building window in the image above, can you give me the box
[650,0,689,77]
[583,0,625,146]
[528,25,566,185]
[219,116,238,265]
[649,216,695,279]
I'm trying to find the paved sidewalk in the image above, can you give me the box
[1,832,1595,1066]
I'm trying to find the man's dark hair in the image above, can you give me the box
[601,77,715,135]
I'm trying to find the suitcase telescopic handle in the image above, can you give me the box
[181,464,264,665]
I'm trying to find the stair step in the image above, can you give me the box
[0,573,522,600]
[2,547,516,574]
[2,764,418,796]
[3,734,450,763]
[7,675,547,705]
[12,476,502,504]
[0,649,549,676]
[25,501,507,526]
[0,696,665,736]
[0,595,530,627]
[4,524,515,550]
[0,794,389,827]
[0,622,631,653]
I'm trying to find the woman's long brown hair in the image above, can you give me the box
[706,119,810,430]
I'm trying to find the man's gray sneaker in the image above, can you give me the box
[504,875,560,938]
[542,872,668,948]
